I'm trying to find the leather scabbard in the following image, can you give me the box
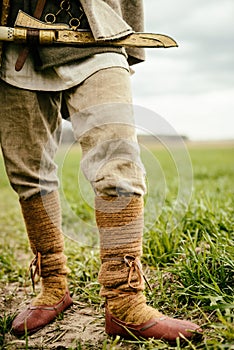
[15,0,46,71]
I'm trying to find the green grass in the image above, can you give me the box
[0,143,233,349]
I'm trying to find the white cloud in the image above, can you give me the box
[133,90,234,140]
[131,0,234,140]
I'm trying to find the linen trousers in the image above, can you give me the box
[0,67,146,199]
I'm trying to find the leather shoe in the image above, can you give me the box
[12,290,73,336]
[105,306,202,341]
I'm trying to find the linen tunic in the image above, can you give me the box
[0,0,145,68]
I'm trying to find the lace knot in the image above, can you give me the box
[124,255,152,292]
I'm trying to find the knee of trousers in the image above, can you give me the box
[80,138,146,196]
[1,121,62,199]
[5,164,60,200]
[72,103,146,196]
[2,149,60,200]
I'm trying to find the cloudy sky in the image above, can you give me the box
[131,0,234,140]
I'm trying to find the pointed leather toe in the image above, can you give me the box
[105,306,202,341]
[12,290,73,336]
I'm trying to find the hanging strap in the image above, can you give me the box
[15,0,47,71]
[29,251,42,291]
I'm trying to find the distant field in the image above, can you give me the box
[0,142,233,349]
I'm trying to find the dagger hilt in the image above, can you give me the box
[0,26,56,44]
[0,27,15,42]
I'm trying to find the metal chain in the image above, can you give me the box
[44,0,84,30]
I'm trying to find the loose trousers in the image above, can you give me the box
[0,67,146,199]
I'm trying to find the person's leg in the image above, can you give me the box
[0,80,72,335]
[65,67,201,341]
[65,67,146,197]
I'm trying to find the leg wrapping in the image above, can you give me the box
[96,195,162,323]
[20,191,68,305]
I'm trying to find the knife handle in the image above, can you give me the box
[0,27,15,41]
[0,27,56,44]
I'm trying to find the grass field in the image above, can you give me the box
[0,141,233,349]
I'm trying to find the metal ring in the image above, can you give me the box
[69,18,80,29]
[45,13,56,24]
[60,0,70,11]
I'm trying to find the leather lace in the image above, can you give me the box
[29,251,42,291]
[102,255,152,293]
[124,255,152,292]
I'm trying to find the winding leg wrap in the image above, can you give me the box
[20,191,68,305]
[96,196,162,324]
